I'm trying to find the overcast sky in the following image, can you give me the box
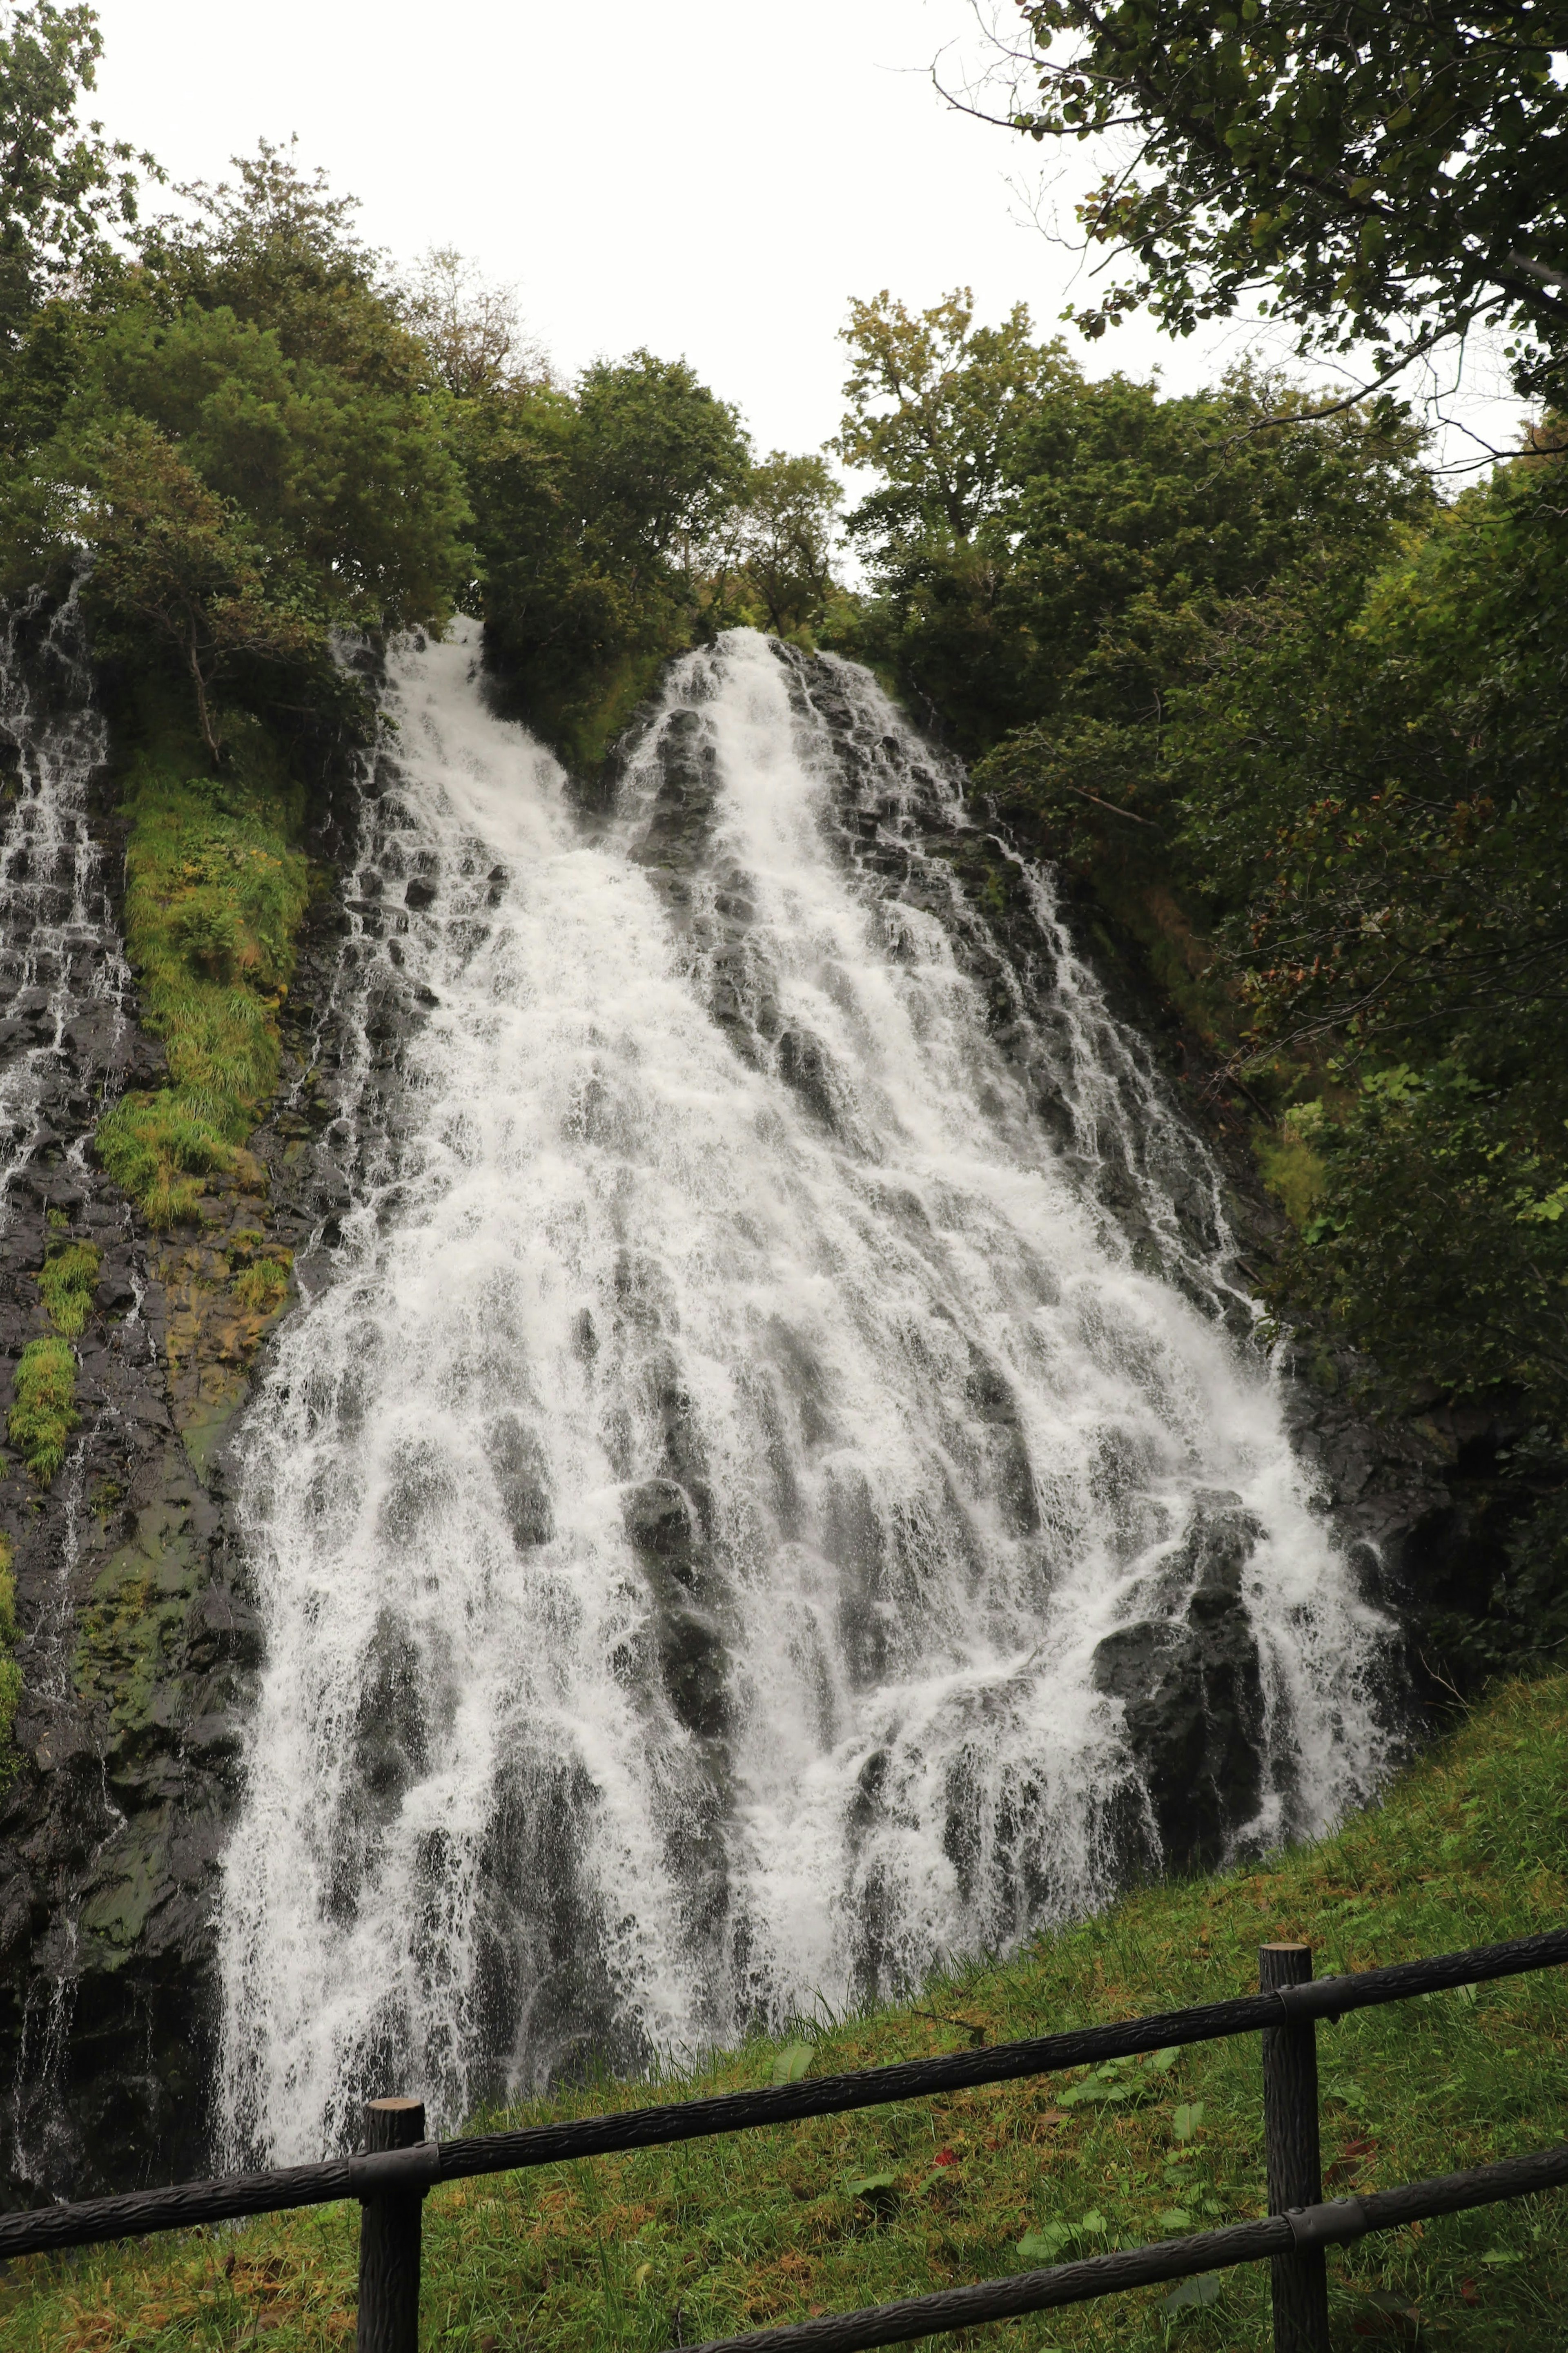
[91,0,1523,473]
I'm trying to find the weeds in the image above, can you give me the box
[8,1335,78,1484]
[37,1237,100,1337]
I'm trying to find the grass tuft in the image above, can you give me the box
[95,754,309,1224]
[232,1256,290,1315]
[6,1676,1568,2351]
[7,1335,79,1485]
[37,1239,101,1337]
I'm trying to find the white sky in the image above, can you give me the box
[90,0,1525,476]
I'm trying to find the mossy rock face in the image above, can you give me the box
[0,616,374,2204]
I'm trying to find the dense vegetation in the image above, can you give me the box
[816,1,1568,1677]
[7,1671,1568,2350]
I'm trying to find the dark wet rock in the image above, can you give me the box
[622,1479,731,1744]
[486,1415,554,1550]
[1091,1492,1268,1873]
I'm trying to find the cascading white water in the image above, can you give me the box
[0,581,129,1227]
[218,622,1392,2164]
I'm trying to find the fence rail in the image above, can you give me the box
[671,2145,1568,2353]
[2,1927,1566,2353]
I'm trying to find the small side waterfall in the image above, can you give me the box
[217,623,1392,2164]
[0,582,129,1229]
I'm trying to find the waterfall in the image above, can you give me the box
[0,581,129,1229]
[217,622,1392,2164]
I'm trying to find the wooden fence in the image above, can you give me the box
[3,1928,1567,2353]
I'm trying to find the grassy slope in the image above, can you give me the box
[7,1675,1568,2352]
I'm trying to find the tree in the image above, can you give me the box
[401,244,547,401]
[1004,1,1568,395]
[86,296,469,629]
[573,350,751,583]
[74,418,316,762]
[4,142,471,752]
[1150,434,1568,1419]
[832,285,1428,756]
[833,288,1071,551]
[0,2,148,348]
[465,350,754,760]
[728,452,841,639]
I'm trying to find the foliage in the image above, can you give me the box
[95,743,308,1223]
[0,2,147,350]
[465,351,755,763]
[0,1531,19,1787]
[399,243,547,401]
[1,136,468,761]
[231,1253,290,1316]
[9,1671,1568,2349]
[1009,0,1568,396]
[717,451,842,642]
[8,1333,78,1483]
[834,288,1430,761]
[62,416,318,763]
[37,1231,99,1336]
[833,288,1071,549]
[1169,443,1568,1421]
[837,285,1565,1435]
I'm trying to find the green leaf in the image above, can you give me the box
[1160,2272,1221,2314]
[1017,2224,1073,2263]
[1172,2101,1205,2141]
[1158,2208,1192,2231]
[771,2042,813,2085]
[843,2171,899,2200]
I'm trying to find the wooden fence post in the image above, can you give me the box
[1260,1943,1330,2353]
[357,2097,427,2353]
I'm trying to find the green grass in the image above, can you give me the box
[37,1234,101,1337]
[94,745,309,1224]
[7,1334,79,1483]
[6,1675,1568,2351]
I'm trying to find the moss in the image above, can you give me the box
[0,1532,20,1787]
[94,736,310,1225]
[36,1236,101,1335]
[232,1256,290,1315]
[8,1334,79,1483]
